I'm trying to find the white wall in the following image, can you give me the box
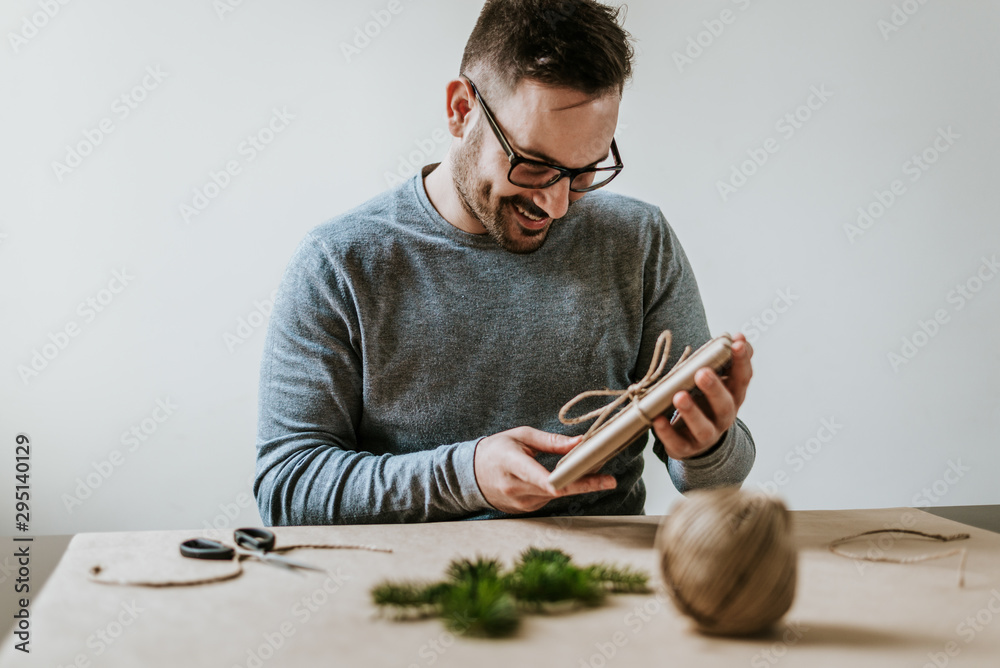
[1,0,996,535]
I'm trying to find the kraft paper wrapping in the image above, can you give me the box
[3,509,999,668]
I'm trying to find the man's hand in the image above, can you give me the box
[652,332,754,460]
[473,426,617,514]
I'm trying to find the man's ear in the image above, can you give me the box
[443,78,475,139]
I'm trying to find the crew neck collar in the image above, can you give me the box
[412,163,500,249]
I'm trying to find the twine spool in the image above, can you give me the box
[655,487,797,636]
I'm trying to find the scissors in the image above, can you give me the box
[180,528,327,576]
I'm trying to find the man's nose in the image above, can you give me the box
[531,176,572,220]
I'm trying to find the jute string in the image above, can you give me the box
[88,542,392,588]
[828,528,970,587]
[558,330,691,440]
[655,487,797,636]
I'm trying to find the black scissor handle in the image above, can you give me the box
[234,528,275,552]
[180,538,235,560]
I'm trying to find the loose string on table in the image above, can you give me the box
[828,529,970,587]
[558,330,692,441]
[87,542,393,588]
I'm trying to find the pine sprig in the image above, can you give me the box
[585,563,652,593]
[440,577,520,637]
[517,547,572,567]
[370,546,650,637]
[506,548,604,611]
[370,581,451,619]
[446,556,504,583]
[442,557,520,636]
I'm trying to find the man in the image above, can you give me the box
[254,0,755,525]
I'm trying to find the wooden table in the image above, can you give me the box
[2,507,999,667]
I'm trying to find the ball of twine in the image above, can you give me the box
[655,487,798,636]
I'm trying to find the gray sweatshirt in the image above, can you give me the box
[254,164,755,525]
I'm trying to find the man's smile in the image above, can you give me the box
[510,201,550,231]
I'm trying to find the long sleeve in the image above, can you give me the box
[253,234,489,525]
[636,209,757,492]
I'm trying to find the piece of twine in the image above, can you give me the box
[828,528,970,587]
[87,542,392,588]
[558,330,691,441]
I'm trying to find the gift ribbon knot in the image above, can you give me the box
[558,330,691,443]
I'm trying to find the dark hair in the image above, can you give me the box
[459,0,635,101]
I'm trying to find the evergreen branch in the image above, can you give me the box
[370,547,652,638]
[446,556,504,584]
[517,547,572,567]
[507,556,604,609]
[440,577,520,637]
[584,563,651,593]
[370,580,452,618]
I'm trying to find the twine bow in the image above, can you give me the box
[558,330,691,442]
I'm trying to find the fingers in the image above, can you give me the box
[673,391,720,446]
[508,446,615,495]
[653,368,735,458]
[510,451,562,492]
[498,465,615,513]
[693,367,736,430]
[475,427,619,514]
[507,474,616,510]
[732,331,754,357]
[511,426,583,454]
[554,474,617,497]
[727,333,754,408]
[653,414,704,459]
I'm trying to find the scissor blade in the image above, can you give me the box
[247,553,303,575]
[258,552,328,574]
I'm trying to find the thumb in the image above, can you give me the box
[512,427,583,454]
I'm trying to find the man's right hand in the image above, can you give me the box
[473,426,617,514]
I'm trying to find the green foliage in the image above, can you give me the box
[517,547,572,567]
[506,548,605,610]
[371,581,452,619]
[440,577,520,637]
[585,563,653,593]
[371,547,650,637]
[446,557,504,583]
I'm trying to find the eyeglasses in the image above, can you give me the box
[463,76,623,193]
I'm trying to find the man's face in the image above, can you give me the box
[451,79,620,254]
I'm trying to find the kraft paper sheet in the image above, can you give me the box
[2,509,999,668]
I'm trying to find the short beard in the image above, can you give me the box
[451,126,555,254]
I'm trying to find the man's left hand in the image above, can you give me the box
[651,332,753,460]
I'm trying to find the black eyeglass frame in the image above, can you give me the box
[463,76,624,193]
